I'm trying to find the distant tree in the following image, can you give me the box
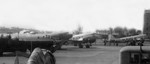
[0,26,41,34]
[136,30,142,35]
[114,27,123,34]
[96,26,142,38]
[109,28,113,34]
[123,27,129,37]
[0,27,11,33]
[10,27,24,33]
[114,27,125,37]
[128,28,137,36]
[73,25,83,35]
[95,29,109,34]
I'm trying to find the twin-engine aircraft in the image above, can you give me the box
[106,34,146,46]
[70,33,96,48]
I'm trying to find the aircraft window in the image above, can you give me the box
[130,53,150,64]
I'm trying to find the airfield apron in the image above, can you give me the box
[27,48,55,64]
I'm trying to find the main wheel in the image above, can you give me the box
[86,45,90,48]
[79,44,83,48]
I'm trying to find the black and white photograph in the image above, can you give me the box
[0,0,150,64]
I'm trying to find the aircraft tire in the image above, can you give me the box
[86,45,90,48]
[79,45,83,48]
[74,43,77,46]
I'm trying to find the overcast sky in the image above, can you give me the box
[0,0,150,32]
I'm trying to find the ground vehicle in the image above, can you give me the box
[120,46,150,64]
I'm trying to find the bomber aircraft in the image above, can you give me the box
[0,30,72,56]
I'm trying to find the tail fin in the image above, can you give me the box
[108,34,115,40]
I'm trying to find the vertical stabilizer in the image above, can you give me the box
[108,34,115,40]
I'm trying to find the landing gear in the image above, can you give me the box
[74,43,78,46]
[58,45,62,50]
[85,43,90,48]
[116,43,118,46]
[85,45,90,48]
[78,43,91,48]
[0,49,3,56]
[79,43,83,48]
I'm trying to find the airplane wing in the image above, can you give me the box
[119,34,146,40]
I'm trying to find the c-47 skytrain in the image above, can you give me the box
[70,33,96,48]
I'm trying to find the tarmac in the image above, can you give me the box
[55,45,122,64]
[0,45,123,64]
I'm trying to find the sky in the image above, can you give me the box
[0,0,150,32]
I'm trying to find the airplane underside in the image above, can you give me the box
[72,41,92,48]
[0,38,63,56]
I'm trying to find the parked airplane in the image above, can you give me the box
[0,30,72,56]
[105,34,146,46]
[70,33,96,48]
[119,34,146,40]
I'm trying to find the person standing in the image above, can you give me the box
[14,47,56,64]
[27,48,55,64]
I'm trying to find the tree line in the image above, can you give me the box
[0,27,40,34]
[96,27,142,38]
